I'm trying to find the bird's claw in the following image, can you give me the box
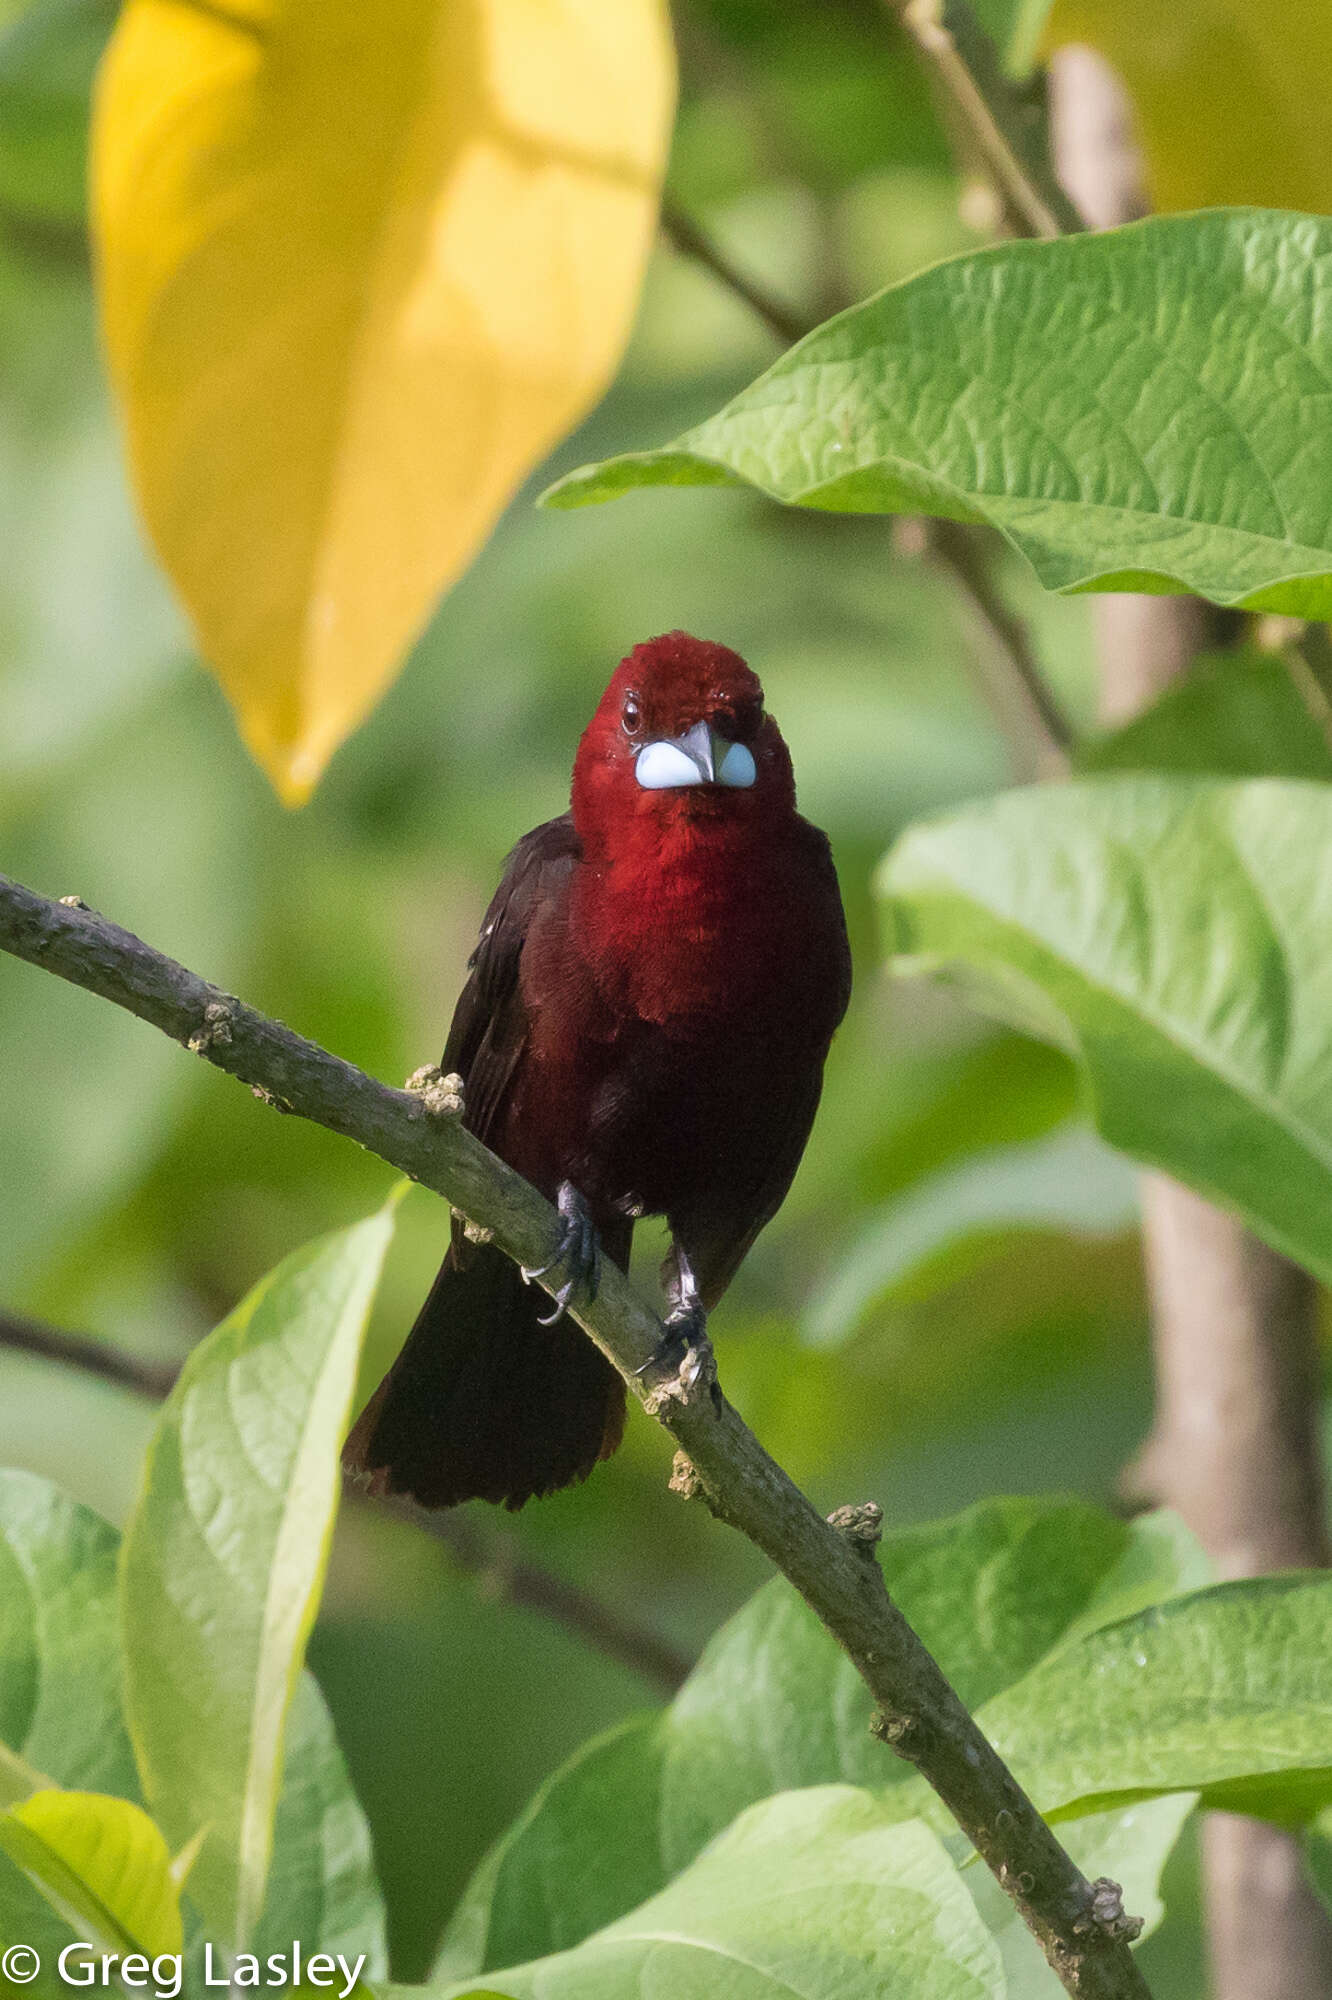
[637,1300,720,1415]
[522,1182,602,1325]
[632,1302,703,1376]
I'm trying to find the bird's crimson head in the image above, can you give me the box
[571,632,796,854]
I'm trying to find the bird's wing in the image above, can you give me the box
[442,812,581,1148]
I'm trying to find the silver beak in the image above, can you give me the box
[677,718,715,782]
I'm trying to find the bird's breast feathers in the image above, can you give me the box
[569,817,844,1034]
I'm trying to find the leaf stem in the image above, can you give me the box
[0,872,1151,2000]
[885,0,1082,239]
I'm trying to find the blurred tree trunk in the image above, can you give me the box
[1049,44,1332,2000]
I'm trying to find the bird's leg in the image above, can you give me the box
[521,1181,603,1326]
[635,1243,720,1411]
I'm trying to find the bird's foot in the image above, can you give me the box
[521,1181,602,1326]
[638,1298,719,1415]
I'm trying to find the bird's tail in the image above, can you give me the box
[342,1235,628,1510]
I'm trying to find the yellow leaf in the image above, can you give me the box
[1048,1,1332,214]
[0,1791,182,1959]
[91,0,675,803]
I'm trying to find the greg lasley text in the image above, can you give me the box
[55,1942,367,1996]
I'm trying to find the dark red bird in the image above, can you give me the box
[344,632,851,1509]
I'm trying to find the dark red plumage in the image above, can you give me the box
[344,632,851,1509]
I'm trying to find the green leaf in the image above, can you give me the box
[437,1497,1205,1979]
[656,1497,1157,1869]
[447,1792,1003,2000]
[1078,648,1332,782]
[805,1124,1138,1346]
[971,1572,1332,1826]
[0,1476,139,1967]
[120,1204,397,1951]
[0,1471,136,1800]
[545,211,1332,622]
[0,1790,181,1958]
[1054,1512,1211,1655]
[885,1503,1208,1710]
[0,1468,385,1969]
[881,775,1332,1282]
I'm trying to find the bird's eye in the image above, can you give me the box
[622,694,642,734]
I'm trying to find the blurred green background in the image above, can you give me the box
[0,0,1211,1987]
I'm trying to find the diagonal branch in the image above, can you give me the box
[0,1303,690,1695]
[0,872,1149,1999]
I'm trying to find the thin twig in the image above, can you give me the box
[0,1310,180,1400]
[658,196,811,348]
[885,0,1082,239]
[373,1494,692,1694]
[922,519,1074,773]
[0,874,1150,1999]
[0,1301,689,1695]
[871,1,1078,770]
